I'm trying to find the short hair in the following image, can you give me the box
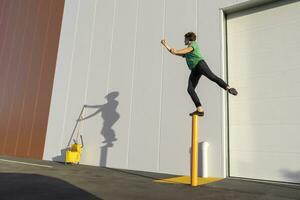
[184,32,196,41]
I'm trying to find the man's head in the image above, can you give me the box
[105,91,119,100]
[184,32,196,45]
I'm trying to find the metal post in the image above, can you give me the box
[191,114,198,186]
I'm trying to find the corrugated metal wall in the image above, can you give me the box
[0,0,65,159]
[44,0,249,177]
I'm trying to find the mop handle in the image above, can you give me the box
[80,135,84,148]
[75,107,85,143]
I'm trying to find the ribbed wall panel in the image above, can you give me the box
[0,0,65,159]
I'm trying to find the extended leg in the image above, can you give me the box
[200,61,238,95]
[199,60,229,90]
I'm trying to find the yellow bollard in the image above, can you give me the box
[191,114,198,186]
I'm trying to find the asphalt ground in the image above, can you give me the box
[0,155,299,200]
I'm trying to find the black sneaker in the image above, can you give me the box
[228,88,238,96]
[189,110,204,117]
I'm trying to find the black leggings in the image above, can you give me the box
[187,60,228,107]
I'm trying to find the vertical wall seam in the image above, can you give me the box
[0,1,9,63]
[157,0,167,172]
[12,1,41,156]
[2,1,22,153]
[0,1,11,117]
[59,0,81,149]
[5,0,29,155]
[83,0,98,115]
[27,0,53,157]
[196,0,198,36]
[219,9,225,178]
[106,0,117,94]
[126,0,140,169]
[222,9,230,178]
[0,0,6,27]
[14,0,32,155]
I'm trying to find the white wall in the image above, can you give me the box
[44,0,254,177]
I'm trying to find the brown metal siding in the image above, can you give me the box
[0,0,65,159]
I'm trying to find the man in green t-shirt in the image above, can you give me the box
[161,32,238,116]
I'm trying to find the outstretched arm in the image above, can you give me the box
[170,47,193,56]
[78,105,102,121]
[161,39,193,57]
[161,39,172,52]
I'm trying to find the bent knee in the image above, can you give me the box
[187,87,194,94]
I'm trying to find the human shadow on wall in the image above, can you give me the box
[52,92,120,165]
[80,92,120,167]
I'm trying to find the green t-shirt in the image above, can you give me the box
[184,41,204,70]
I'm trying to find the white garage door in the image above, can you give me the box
[227,1,300,183]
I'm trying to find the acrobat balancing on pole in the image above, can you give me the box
[161,32,238,186]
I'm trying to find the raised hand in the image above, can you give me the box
[161,39,166,45]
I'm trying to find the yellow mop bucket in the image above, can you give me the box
[65,108,85,164]
[65,135,84,164]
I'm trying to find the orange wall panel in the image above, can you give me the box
[0,0,65,159]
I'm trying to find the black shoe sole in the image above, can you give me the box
[228,88,238,96]
[189,111,204,117]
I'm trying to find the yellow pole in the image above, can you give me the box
[191,114,198,186]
